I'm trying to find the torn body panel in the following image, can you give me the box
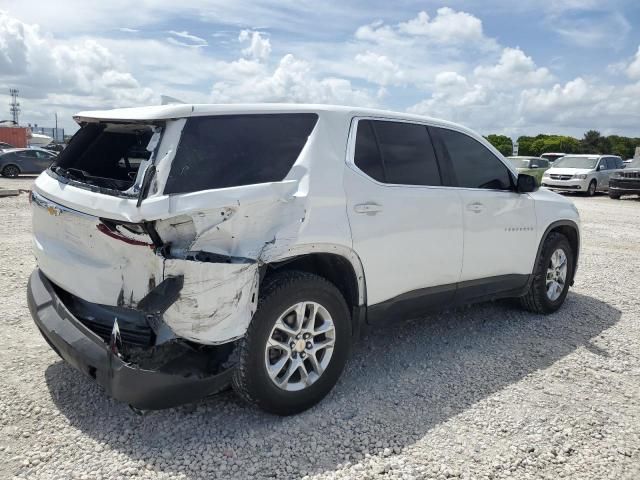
[162,259,259,344]
[30,110,361,347]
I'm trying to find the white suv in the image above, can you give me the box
[27,104,580,414]
[541,154,624,196]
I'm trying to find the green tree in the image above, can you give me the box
[581,130,602,153]
[485,134,513,156]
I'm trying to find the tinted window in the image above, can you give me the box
[374,121,441,185]
[354,120,441,186]
[539,159,549,168]
[165,114,318,194]
[21,150,38,158]
[605,157,621,169]
[354,120,385,182]
[436,128,513,190]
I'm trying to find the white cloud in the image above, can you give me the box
[211,54,375,106]
[355,8,496,52]
[398,8,487,45]
[474,47,552,86]
[167,30,208,48]
[0,12,153,130]
[552,11,631,48]
[1,5,639,138]
[354,51,404,86]
[239,30,271,61]
[627,46,640,80]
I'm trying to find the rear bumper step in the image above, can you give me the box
[27,269,234,410]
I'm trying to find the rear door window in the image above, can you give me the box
[164,114,318,194]
[353,119,442,186]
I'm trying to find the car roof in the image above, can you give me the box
[508,156,544,160]
[73,103,468,131]
[560,154,620,158]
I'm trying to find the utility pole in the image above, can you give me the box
[9,88,20,125]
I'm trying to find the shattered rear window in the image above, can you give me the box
[50,122,159,193]
[164,113,318,194]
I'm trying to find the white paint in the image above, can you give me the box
[32,104,580,346]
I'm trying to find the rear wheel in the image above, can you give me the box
[232,270,351,415]
[2,164,19,178]
[586,180,597,196]
[520,232,574,314]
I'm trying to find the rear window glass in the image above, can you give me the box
[164,114,318,194]
[51,123,155,192]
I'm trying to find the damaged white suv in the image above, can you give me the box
[27,104,580,414]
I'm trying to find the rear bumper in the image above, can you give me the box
[27,269,233,410]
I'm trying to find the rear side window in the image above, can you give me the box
[165,114,318,194]
[353,119,442,186]
[436,128,513,190]
[354,120,385,182]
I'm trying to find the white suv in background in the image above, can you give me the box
[541,154,624,196]
[27,104,580,415]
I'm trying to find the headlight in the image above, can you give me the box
[573,174,588,179]
[542,172,550,178]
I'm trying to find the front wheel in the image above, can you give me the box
[586,180,597,196]
[520,232,574,314]
[609,192,621,199]
[232,270,351,415]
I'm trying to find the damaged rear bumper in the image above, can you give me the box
[27,268,234,410]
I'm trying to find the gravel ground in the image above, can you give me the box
[1,176,639,480]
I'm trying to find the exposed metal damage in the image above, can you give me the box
[27,107,367,409]
[31,177,310,362]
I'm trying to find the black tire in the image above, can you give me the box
[231,270,351,415]
[2,164,20,178]
[520,232,574,314]
[609,192,621,200]
[585,180,596,196]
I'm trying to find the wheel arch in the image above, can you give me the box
[262,246,367,337]
[536,220,580,285]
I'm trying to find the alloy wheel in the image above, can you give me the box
[3,165,19,178]
[264,301,336,391]
[546,248,568,301]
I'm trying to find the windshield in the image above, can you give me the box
[541,154,564,162]
[508,158,530,168]
[553,156,598,169]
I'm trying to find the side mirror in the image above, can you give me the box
[530,164,539,169]
[598,164,606,171]
[517,174,538,193]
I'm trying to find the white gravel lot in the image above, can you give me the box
[1,176,639,480]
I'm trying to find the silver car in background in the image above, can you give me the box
[541,154,624,196]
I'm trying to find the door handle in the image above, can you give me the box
[354,203,383,215]
[466,202,484,213]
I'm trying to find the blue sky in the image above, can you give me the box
[1,0,639,138]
